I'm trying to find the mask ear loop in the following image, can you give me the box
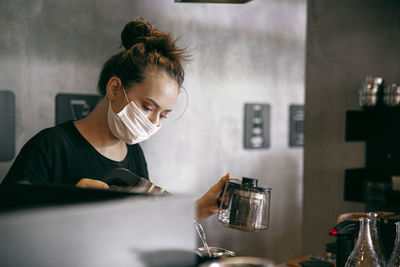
[173,86,189,121]
[121,87,130,104]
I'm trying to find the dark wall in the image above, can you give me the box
[303,0,400,253]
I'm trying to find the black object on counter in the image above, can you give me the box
[381,213,400,259]
[299,260,334,267]
[328,220,359,267]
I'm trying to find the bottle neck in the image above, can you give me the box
[355,218,374,248]
[367,212,379,234]
[367,212,381,244]
[367,212,386,265]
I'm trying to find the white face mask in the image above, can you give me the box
[107,89,160,144]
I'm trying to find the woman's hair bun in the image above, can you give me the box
[98,18,188,96]
[121,18,153,50]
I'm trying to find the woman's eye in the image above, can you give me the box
[142,105,153,112]
[160,112,169,119]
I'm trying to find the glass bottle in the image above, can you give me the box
[344,217,382,267]
[367,212,387,266]
[387,221,400,267]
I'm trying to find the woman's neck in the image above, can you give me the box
[74,98,128,161]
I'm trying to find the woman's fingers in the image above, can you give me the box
[209,173,230,194]
[221,172,231,182]
[196,173,233,222]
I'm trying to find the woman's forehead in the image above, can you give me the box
[127,70,179,108]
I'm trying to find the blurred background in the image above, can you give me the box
[0,0,305,263]
[1,0,399,265]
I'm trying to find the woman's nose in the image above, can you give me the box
[148,113,161,127]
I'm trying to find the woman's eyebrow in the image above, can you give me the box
[145,98,172,112]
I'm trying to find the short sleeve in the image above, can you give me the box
[1,131,52,186]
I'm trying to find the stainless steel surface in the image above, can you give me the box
[199,256,274,267]
[109,182,167,195]
[195,220,212,257]
[196,247,235,258]
[103,168,167,195]
[217,178,271,232]
[0,195,196,267]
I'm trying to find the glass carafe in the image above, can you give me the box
[367,212,387,266]
[344,217,383,267]
[387,221,400,267]
[217,177,271,232]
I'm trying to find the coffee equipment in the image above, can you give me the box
[329,221,359,267]
[103,168,168,195]
[358,76,385,109]
[384,83,400,108]
[357,76,400,110]
[329,213,400,267]
[196,246,235,264]
[217,177,271,232]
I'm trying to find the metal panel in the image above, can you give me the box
[56,93,100,125]
[289,105,304,147]
[244,103,270,149]
[0,91,15,161]
[0,195,196,267]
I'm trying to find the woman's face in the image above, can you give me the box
[108,69,180,127]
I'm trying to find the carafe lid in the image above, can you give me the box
[242,177,258,187]
[228,177,271,192]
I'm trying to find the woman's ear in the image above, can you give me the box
[105,77,122,101]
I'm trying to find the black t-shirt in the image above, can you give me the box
[2,121,149,186]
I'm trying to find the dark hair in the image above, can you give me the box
[97,18,188,96]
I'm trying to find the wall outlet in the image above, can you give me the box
[289,105,304,147]
[244,103,270,149]
[0,90,15,161]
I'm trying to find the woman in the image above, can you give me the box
[2,18,228,222]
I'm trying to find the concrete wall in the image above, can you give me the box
[303,0,400,253]
[0,0,306,263]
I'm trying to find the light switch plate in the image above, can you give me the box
[56,93,100,125]
[0,90,16,161]
[244,103,270,149]
[289,105,304,147]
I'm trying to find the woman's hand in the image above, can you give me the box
[75,178,110,190]
[196,173,230,222]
